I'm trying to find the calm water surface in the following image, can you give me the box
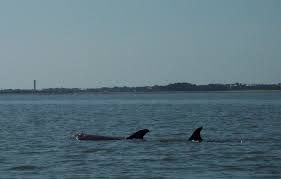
[0,92,281,178]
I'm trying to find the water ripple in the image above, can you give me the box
[1,92,281,178]
[8,165,46,171]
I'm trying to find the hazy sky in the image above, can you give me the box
[0,0,280,89]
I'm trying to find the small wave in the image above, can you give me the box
[82,148,103,153]
[81,148,115,154]
[113,176,166,179]
[8,165,44,171]
[221,165,245,172]
[160,156,177,162]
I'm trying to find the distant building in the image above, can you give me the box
[34,80,36,91]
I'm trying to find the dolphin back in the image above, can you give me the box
[74,133,123,140]
[188,127,203,142]
[126,129,150,139]
[74,129,149,141]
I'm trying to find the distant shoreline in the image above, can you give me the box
[1,82,281,95]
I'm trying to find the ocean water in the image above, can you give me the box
[0,92,281,179]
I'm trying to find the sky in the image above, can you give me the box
[0,0,280,89]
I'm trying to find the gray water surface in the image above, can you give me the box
[1,92,281,178]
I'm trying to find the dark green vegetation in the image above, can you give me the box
[1,82,281,94]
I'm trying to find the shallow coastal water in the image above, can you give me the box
[0,92,281,178]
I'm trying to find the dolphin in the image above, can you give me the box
[188,127,246,143]
[188,127,203,142]
[74,129,150,141]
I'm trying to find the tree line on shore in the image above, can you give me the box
[1,82,281,94]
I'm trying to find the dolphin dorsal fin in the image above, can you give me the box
[189,127,203,142]
[126,129,150,139]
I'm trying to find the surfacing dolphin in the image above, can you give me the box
[188,127,203,142]
[188,127,246,143]
[74,129,150,141]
